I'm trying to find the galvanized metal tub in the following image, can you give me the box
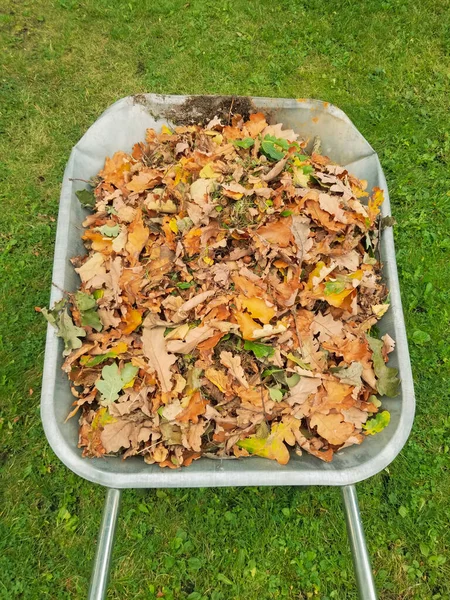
[40,94,415,489]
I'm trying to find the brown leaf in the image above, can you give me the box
[310,413,355,446]
[255,218,294,248]
[220,351,249,388]
[100,419,134,453]
[142,326,177,393]
[166,325,214,354]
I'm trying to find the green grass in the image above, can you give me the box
[1,0,450,598]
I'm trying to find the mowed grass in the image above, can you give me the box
[1,0,450,598]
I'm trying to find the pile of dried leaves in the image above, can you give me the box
[41,111,399,468]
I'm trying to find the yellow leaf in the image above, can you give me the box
[372,303,390,318]
[110,341,128,356]
[368,187,384,224]
[161,125,173,135]
[237,418,300,465]
[203,256,214,266]
[306,261,326,290]
[205,368,228,392]
[238,295,276,324]
[169,218,179,234]
[122,378,135,389]
[314,285,354,308]
[199,163,220,179]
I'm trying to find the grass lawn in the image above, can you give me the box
[1,0,450,598]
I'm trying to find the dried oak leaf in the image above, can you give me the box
[176,391,207,423]
[142,326,177,393]
[99,151,132,187]
[255,218,293,248]
[220,351,249,388]
[309,413,355,446]
[125,209,149,264]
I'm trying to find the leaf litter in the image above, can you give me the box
[42,111,399,467]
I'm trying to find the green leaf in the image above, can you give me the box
[324,280,347,295]
[243,340,275,359]
[398,505,408,518]
[121,363,139,386]
[176,281,196,289]
[40,298,68,327]
[302,165,314,175]
[97,224,120,237]
[233,137,255,149]
[75,292,102,331]
[333,361,363,387]
[367,336,400,397]
[363,410,391,435]
[280,210,292,217]
[75,188,96,208]
[217,574,233,586]
[75,291,96,312]
[95,363,123,403]
[285,352,311,370]
[81,309,103,332]
[412,330,431,345]
[57,309,86,356]
[268,387,284,402]
[285,373,301,388]
[95,362,139,403]
[83,353,114,367]
[261,135,289,160]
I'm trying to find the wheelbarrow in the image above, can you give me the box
[40,94,415,600]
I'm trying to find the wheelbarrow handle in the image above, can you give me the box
[341,485,378,600]
[88,488,122,600]
[86,485,377,599]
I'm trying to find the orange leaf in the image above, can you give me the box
[243,113,268,138]
[238,296,276,324]
[126,170,160,193]
[233,310,263,340]
[197,332,225,351]
[305,200,345,233]
[235,385,268,407]
[125,209,149,264]
[255,218,293,248]
[99,151,132,187]
[323,336,372,367]
[183,227,202,256]
[231,274,265,298]
[176,391,207,423]
[121,308,142,334]
[82,230,113,254]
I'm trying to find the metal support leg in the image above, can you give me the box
[341,485,378,600]
[88,488,122,600]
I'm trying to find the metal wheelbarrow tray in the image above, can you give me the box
[41,95,415,600]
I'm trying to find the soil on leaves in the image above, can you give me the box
[42,112,399,468]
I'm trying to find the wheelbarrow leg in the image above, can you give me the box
[88,488,122,600]
[341,485,378,600]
